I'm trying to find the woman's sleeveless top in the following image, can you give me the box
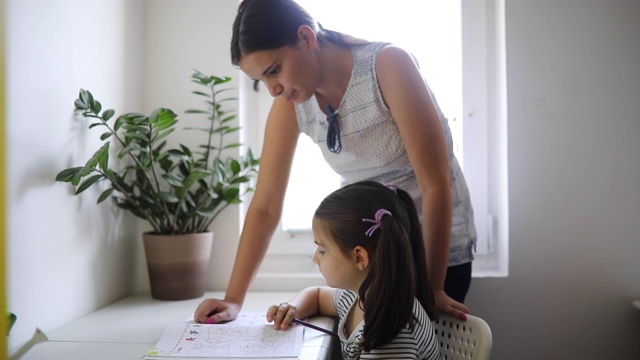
[294,42,475,265]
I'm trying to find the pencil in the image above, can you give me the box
[292,318,339,337]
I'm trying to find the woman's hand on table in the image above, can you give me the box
[194,298,241,324]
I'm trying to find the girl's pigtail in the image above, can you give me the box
[360,215,415,351]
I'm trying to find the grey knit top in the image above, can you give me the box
[294,42,475,265]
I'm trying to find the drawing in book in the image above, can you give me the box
[144,312,304,358]
[189,324,292,356]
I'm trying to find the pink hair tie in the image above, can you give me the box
[386,184,399,194]
[362,209,392,237]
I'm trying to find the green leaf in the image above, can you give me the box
[195,210,214,218]
[87,93,96,112]
[98,147,110,171]
[74,98,88,110]
[71,173,82,187]
[188,171,210,184]
[75,175,103,195]
[212,76,232,85]
[149,108,178,127]
[76,166,93,178]
[156,192,179,203]
[154,120,178,134]
[206,189,220,199]
[179,144,193,158]
[114,115,126,131]
[124,132,149,142]
[221,115,237,123]
[230,159,241,175]
[55,167,83,182]
[93,100,102,114]
[163,173,184,187]
[102,109,115,121]
[97,188,114,204]
[100,132,113,141]
[117,144,136,158]
[153,128,175,144]
[223,143,242,150]
[159,157,174,172]
[223,126,241,134]
[222,188,241,203]
[231,176,251,184]
[85,143,110,169]
[80,90,91,108]
[168,149,187,157]
[122,124,148,132]
[130,115,148,125]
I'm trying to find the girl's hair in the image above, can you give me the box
[314,181,437,351]
[231,0,369,66]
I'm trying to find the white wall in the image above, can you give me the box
[6,0,143,349]
[6,0,242,349]
[466,1,640,358]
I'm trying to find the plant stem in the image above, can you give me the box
[203,82,216,169]
[92,168,162,232]
[145,123,173,228]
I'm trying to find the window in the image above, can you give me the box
[282,0,464,231]
[239,0,508,290]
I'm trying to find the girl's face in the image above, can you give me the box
[311,218,364,291]
[238,28,320,103]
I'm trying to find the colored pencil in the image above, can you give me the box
[292,318,338,337]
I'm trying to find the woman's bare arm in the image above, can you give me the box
[375,45,469,319]
[195,96,300,323]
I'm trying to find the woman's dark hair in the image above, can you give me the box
[314,181,437,351]
[231,0,368,66]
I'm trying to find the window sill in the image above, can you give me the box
[254,250,508,293]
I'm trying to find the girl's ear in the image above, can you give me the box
[353,246,370,271]
[297,25,317,49]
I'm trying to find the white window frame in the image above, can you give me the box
[462,0,509,277]
[239,0,508,291]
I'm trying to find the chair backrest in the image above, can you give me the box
[432,314,492,360]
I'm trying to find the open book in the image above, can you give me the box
[144,312,304,359]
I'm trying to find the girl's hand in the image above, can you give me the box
[434,290,469,321]
[266,302,298,330]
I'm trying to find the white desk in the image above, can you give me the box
[15,292,337,360]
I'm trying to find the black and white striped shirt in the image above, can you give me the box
[334,289,441,360]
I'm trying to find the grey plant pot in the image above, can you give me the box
[143,231,214,301]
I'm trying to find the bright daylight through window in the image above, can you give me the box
[282,0,463,231]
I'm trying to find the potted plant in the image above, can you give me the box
[55,70,259,300]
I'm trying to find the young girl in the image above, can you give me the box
[267,181,442,359]
[195,0,475,325]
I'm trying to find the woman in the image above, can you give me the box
[194,0,475,323]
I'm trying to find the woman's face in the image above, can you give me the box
[238,31,319,103]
